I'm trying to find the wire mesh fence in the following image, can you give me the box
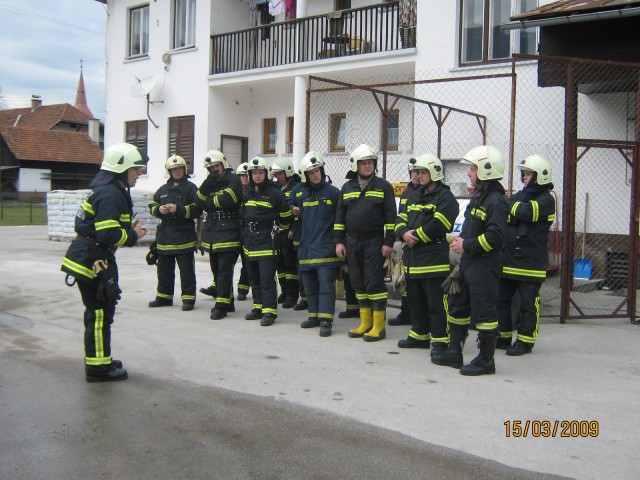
[307,55,640,322]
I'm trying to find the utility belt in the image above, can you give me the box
[245,220,274,233]
[76,235,117,254]
[208,210,239,221]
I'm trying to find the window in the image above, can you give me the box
[263,118,277,154]
[173,0,196,49]
[129,5,149,57]
[125,120,148,157]
[460,0,537,65]
[285,117,294,154]
[330,113,346,153]
[382,110,399,151]
[168,116,195,173]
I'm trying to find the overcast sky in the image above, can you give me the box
[0,0,107,120]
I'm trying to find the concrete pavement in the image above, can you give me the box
[1,226,639,479]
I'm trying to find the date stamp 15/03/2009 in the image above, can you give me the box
[504,420,599,438]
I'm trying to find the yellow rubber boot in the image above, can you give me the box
[363,310,386,342]
[348,308,373,338]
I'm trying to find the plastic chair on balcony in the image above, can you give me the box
[347,37,372,55]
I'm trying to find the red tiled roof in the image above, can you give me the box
[0,126,102,164]
[0,103,92,129]
[513,0,640,20]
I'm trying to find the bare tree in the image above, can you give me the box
[0,86,6,109]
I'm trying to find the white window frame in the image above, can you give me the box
[460,0,537,65]
[173,0,196,50]
[129,5,149,58]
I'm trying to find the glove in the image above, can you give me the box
[441,264,461,295]
[146,241,158,266]
[93,260,122,306]
[199,174,218,196]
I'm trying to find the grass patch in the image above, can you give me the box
[0,204,47,226]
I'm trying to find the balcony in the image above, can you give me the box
[211,2,415,75]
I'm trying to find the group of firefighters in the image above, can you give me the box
[61,141,555,383]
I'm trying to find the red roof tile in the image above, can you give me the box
[0,103,92,129]
[0,126,102,164]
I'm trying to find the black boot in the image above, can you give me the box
[338,308,359,318]
[199,286,217,297]
[293,300,308,311]
[300,317,320,328]
[277,292,286,304]
[430,343,447,359]
[431,324,467,369]
[182,302,194,311]
[496,336,512,350]
[397,337,430,349]
[260,314,276,326]
[86,364,128,383]
[210,308,227,320]
[245,309,262,320]
[460,332,497,376]
[319,320,332,337]
[282,296,297,309]
[148,298,172,308]
[506,339,533,356]
[237,291,248,301]
[388,312,411,326]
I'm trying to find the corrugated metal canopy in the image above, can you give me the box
[513,0,640,20]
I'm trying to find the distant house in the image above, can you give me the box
[0,70,103,202]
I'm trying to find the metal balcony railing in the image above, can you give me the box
[211,2,414,75]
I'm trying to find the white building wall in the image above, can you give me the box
[18,169,50,194]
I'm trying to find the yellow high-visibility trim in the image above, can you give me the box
[407,204,435,212]
[476,321,499,331]
[62,257,94,279]
[157,241,197,251]
[81,200,95,215]
[385,223,395,230]
[404,264,450,274]
[398,213,408,221]
[223,187,238,203]
[511,201,521,217]
[408,330,430,341]
[547,214,556,222]
[343,192,361,200]
[447,315,470,326]
[471,208,486,220]
[434,211,452,230]
[243,248,274,257]
[156,292,173,299]
[115,229,128,246]
[197,190,208,201]
[85,356,112,366]
[395,222,407,231]
[502,266,546,279]
[365,191,384,198]
[334,224,346,231]
[400,198,407,205]
[318,312,334,319]
[95,219,120,230]
[355,293,368,300]
[299,257,342,265]
[245,200,273,208]
[415,227,430,243]
[284,274,299,280]
[280,210,292,218]
[119,214,131,223]
[478,233,492,252]
[211,241,241,250]
[216,297,232,304]
[94,309,104,358]
[531,200,539,222]
[263,308,277,315]
[368,292,388,300]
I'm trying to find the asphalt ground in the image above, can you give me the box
[1,226,639,479]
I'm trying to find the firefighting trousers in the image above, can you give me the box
[497,278,541,345]
[345,234,387,308]
[405,277,448,344]
[78,280,115,367]
[237,253,250,295]
[276,234,299,300]
[301,267,338,322]
[209,250,239,310]
[247,256,278,317]
[156,252,196,304]
[447,256,501,333]
[342,271,358,311]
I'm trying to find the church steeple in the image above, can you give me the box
[74,60,94,118]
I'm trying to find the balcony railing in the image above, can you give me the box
[211,2,414,75]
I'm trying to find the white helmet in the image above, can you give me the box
[247,156,270,174]
[101,143,148,174]
[165,155,187,172]
[271,157,295,178]
[518,154,552,185]
[236,162,248,176]
[299,151,326,182]
[461,145,505,181]
[349,144,377,173]
[409,153,444,181]
[203,150,228,170]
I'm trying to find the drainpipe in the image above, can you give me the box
[502,6,640,30]
[292,0,308,169]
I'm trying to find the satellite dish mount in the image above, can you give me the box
[131,75,164,128]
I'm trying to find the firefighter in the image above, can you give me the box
[431,145,508,376]
[498,154,555,355]
[288,178,309,311]
[195,150,243,320]
[148,155,200,311]
[236,162,251,301]
[335,144,397,342]
[388,164,421,327]
[395,154,459,353]
[61,143,148,382]
[296,151,342,337]
[271,157,302,308]
[242,156,292,326]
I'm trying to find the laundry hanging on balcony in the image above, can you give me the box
[269,0,285,16]
[399,0,417,47]
[257,2,275,40]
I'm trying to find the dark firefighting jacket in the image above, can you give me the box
[195,169,243,252]
[288,182,305,248]
[460,181,508,259]
[275,176,300,245]
[502,187,555,282]
[241,181,292,259]
[296,179,343,270]
[149,177,200,255]
[395,182,459,279]
[334,176,397,247]
[61,179,139,284]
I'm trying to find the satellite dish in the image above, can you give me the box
[131,75,157,98]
